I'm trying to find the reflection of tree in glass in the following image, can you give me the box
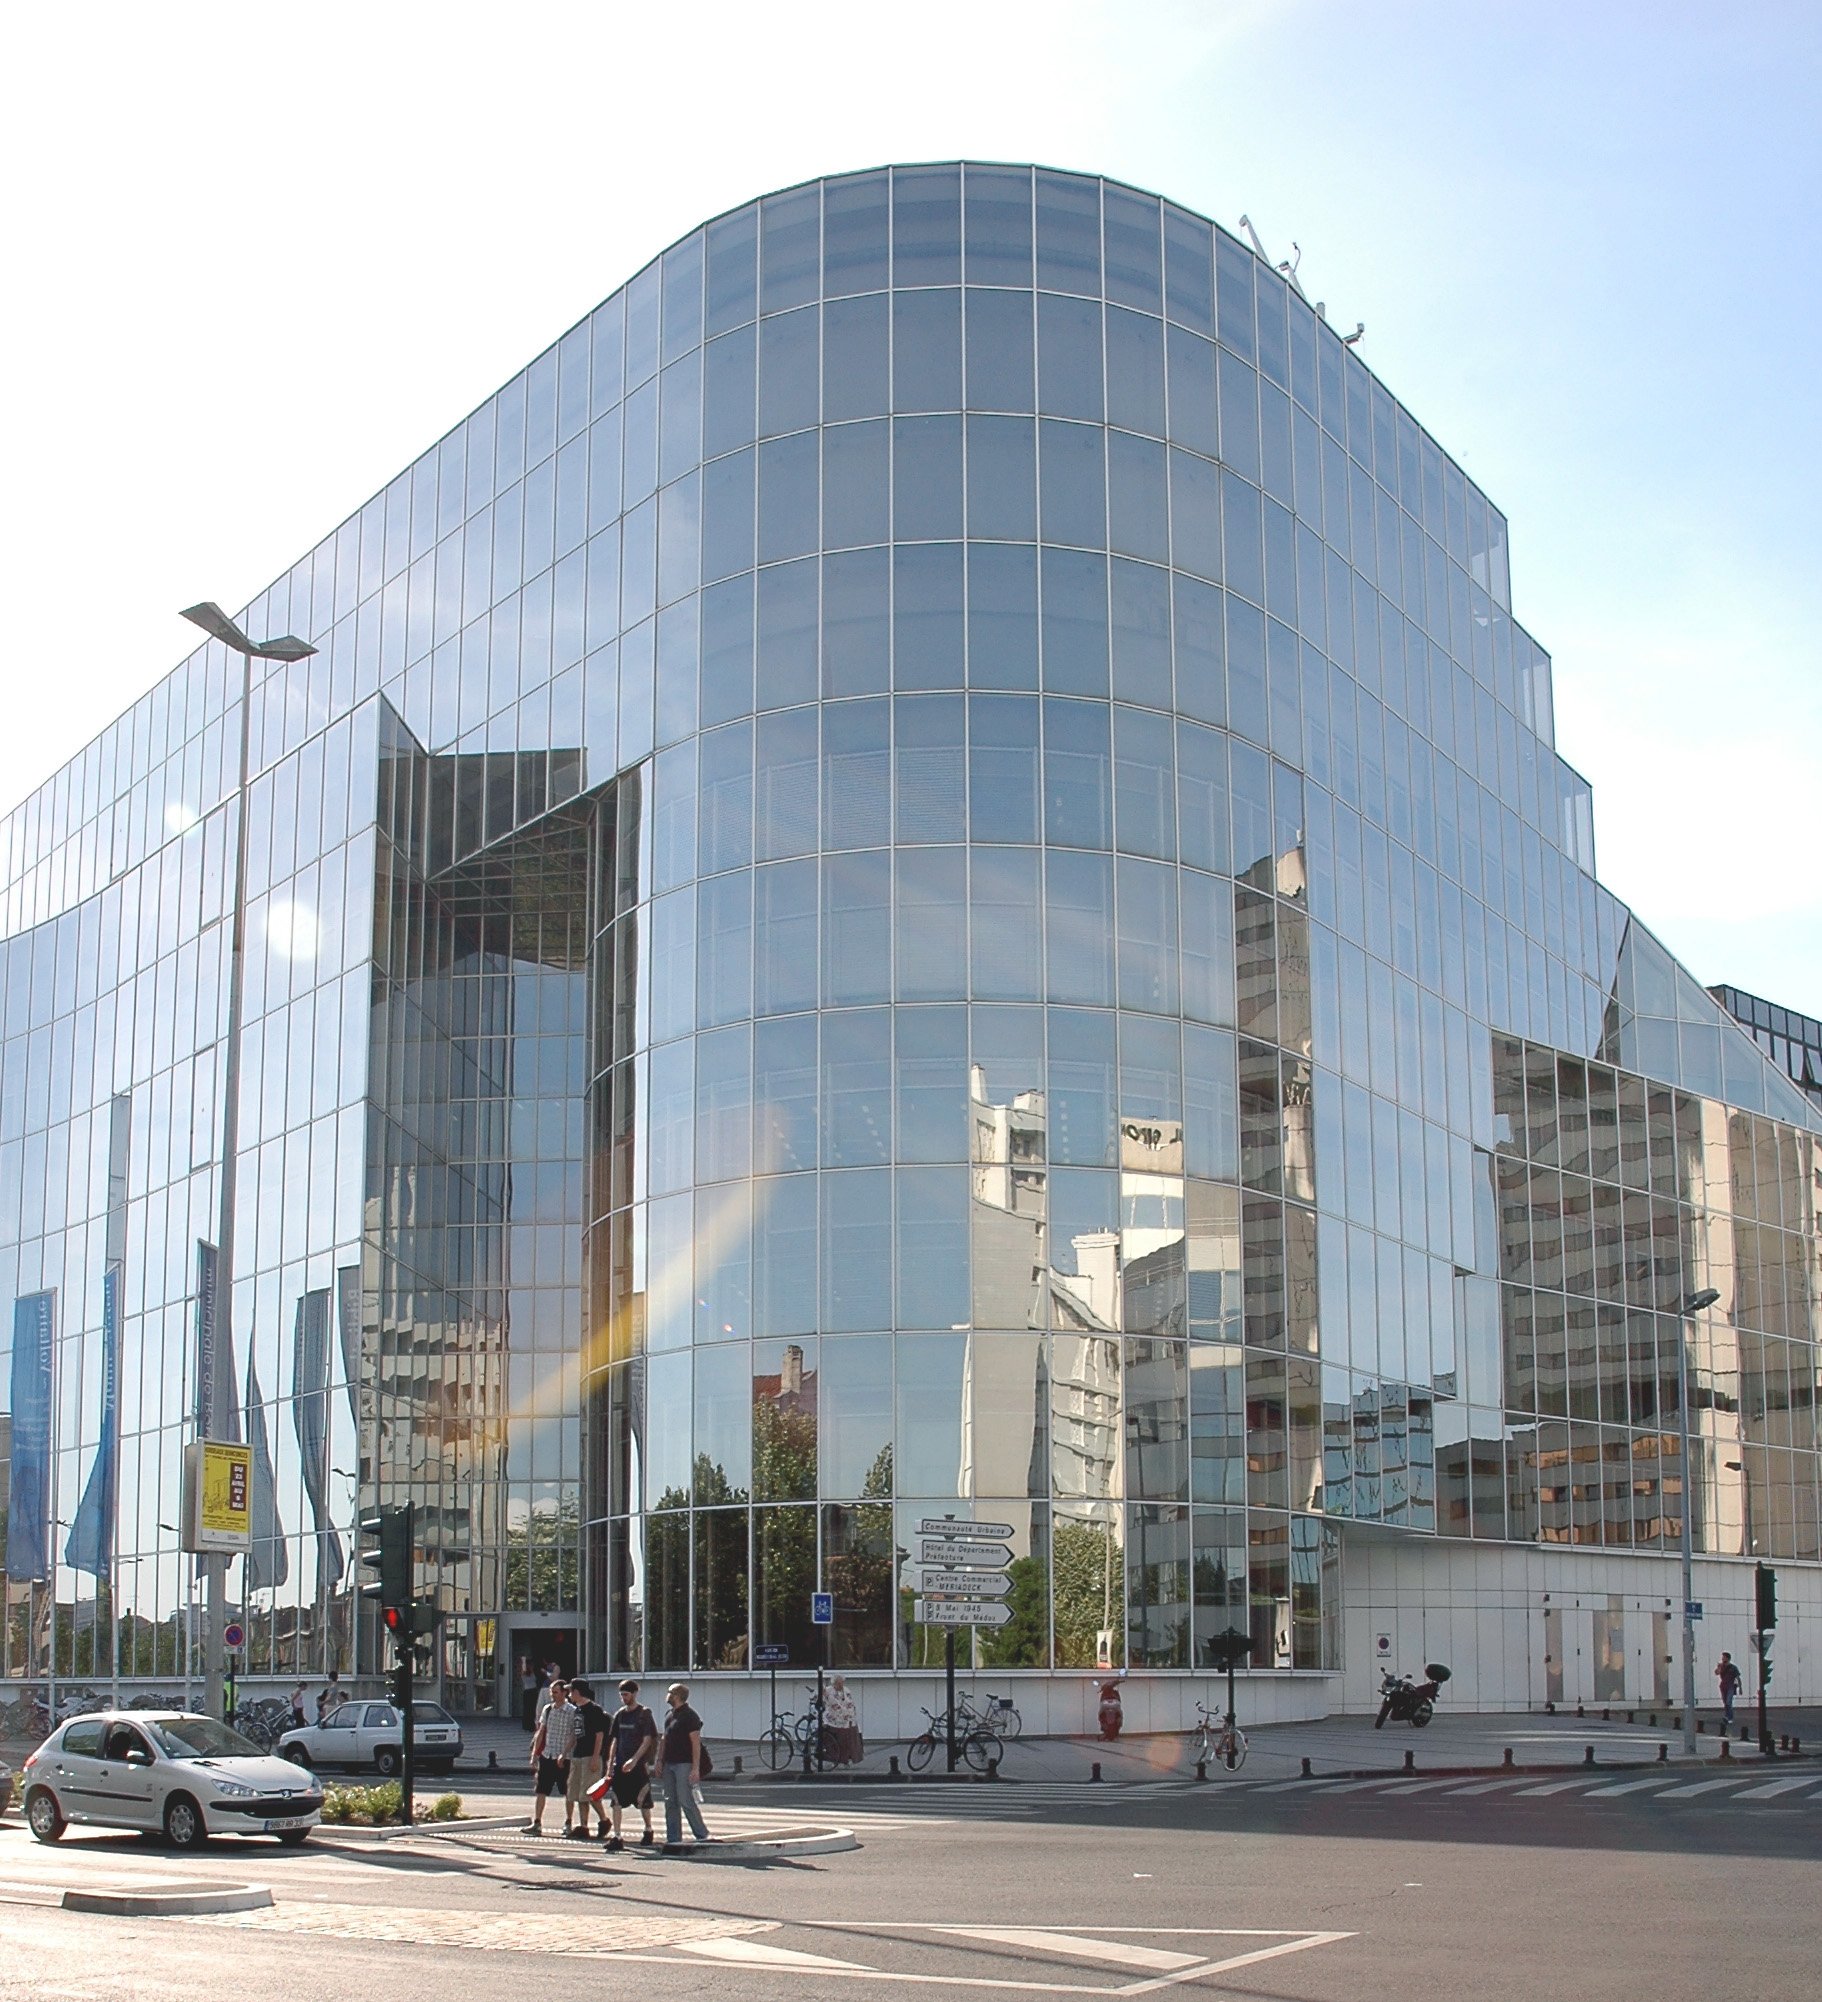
[504,1493,581,1609]
[754,1391,816,1502]
[826,1499,893,1667]
[1052,1518,1121,1667]
[978,1554,1048,1667]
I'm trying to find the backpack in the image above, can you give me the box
[698,1739,714,1779]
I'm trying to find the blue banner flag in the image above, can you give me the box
[194,1240,218,1433]
[291,1289,343,1593]
[244,1350,288,1593]
[6,1290,56,1582]
[65,1267,121,1580]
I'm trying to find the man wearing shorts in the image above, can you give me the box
[565,1680,609,1838]
[524,1678,577,1835]
[601,1678,658,1851]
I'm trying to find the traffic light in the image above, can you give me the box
[1756,1563,1777,1632]
[410,1601,443,1641]
[359,1505,412,1613]
[1761,1635,1774,1686]
[390,1657,411,1711]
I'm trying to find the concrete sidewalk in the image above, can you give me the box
[449,1703,1816,1789]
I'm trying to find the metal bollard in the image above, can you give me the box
[1091,1761,1102,1784]
[1502,1747,1514,1767]
[1403,1749,1415,1773]
[734,1755,744,1776]
[1583,1746,1595,1766]
[487,1750,499,1771]
[987,1756,1001,1783]
[1647,1712,1657,1729]
[1601,1708,1610,1723]
[1719,1738,1732,1761]
[1792,1738,1801,1756]
[1575,1704,1585,1719]
[889,1755,902,1778]
[1300,1757,1312,1778]
[1195,1759,1207,1782]
[1626,1711,1634,1725]
[1656,1744,1667,1762]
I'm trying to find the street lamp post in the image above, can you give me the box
[179,602,315,1723]
[1674,1287,1721,1756]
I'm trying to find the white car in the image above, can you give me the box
[22,1711,323,1848]
[278,1698,463,1776]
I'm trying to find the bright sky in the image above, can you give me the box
[3,1,1817,1012]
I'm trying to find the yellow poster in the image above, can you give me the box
[183,1440,252,1552]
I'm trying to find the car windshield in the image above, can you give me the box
[148,1717,265,1760]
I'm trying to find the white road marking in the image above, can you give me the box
[677,1937,872,1970]
[1513,1779,1599,1796]
[1582,1777,1679,1798]
[1440,1778,1533,1796]
[1653,1776,1754,1799]
[1730,1776,1822,1800]
[931,1926,1203,1971]
[1374,1778,1478,1795]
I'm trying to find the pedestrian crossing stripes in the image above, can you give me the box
[1208,1770,1822,1809]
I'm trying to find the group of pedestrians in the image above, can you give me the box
[525,1670,710,1850]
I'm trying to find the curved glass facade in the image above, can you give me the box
[3,165,1819,1709]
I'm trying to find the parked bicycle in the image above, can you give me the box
[973,1692,1022,1740]
[1191,1700,1247,1772]
[228,1697,292,1751]
[906,1705,998,1774]
[757,1687,826,1770]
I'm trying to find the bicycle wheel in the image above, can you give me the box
[1000,1705,1022,1741]
[906,1733,936,1774]
[962,1728,996,1773]
[1221,1728,1248,1772]
[759,1728,794,1771]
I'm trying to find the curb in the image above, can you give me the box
[0,1880,273,1916]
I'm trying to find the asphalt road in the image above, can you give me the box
[4,1775,1818,2001]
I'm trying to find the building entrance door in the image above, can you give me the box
[501,1623,579,1725]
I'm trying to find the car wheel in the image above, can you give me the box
[164,1793,209,1850]
[374,1746,401,1778]
[276,1828,311,1847]
[285,1744,313,1767]
[26,1788,65,1844]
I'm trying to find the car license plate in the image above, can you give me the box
[423,1731,450,1742]
[264,1817,311,1832]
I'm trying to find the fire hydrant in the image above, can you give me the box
[1098,1679,1124,1739]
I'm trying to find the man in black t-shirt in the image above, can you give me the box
[565,1680,610,1838]
[653,1681,710,1849]
[602,1679,658,1850]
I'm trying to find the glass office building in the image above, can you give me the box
[4,165,1819,1722]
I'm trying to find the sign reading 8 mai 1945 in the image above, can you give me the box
[182,1440,252,1553]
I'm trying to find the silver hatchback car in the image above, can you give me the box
[22,1710,323,1847]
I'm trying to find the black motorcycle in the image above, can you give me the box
[1375,1662,1450,1728]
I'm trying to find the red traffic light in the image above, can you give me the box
[383,1605,403,1633]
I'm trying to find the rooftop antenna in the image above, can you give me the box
[1236,213,1273,265]
[1278,242,1310,303]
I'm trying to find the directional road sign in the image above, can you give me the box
[917,1518,1015,1540]
[917,1568,1012,1597]
[916,1599,1013,1628]
[919,1537,1012,1567]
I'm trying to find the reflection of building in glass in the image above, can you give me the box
[1712,984,1822,1109]
[4,163,1821,1717]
